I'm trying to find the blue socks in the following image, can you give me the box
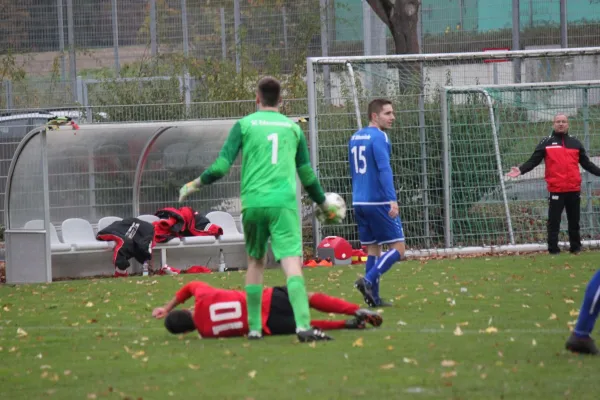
[365,255,380,302]
[365,250,401,300]
[574,269,600,338]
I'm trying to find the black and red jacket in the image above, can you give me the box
[153,206,223,243]
[519,131,600,193]
[97,218,155,270]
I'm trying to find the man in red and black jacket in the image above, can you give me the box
[508,114,600,254]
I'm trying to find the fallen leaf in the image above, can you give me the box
[569,309,579,317]
[35,353,42,359]
[308,341,316,348]
[548,313,557,320]
[564,299,575,304]
[535,323,542,328]
[441,360,456,367]
[387,345,394,351]
[441,371,457,378]
[484,326,498,334]
[85,302,94,308]
[532,339,537,346]
[480,373,487,379]
[380,363,395,370]
[397,320,407,326]
[352,337,364,347]
[403,357,418,365]
[188,364,200,370]
[87,394,97,399]
[64,370,71,376]
[248,370,257,379]
[16,328,28,338]
[453,326,463,336]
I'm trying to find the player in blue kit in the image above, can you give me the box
[565,269,600,355]
[349,98,405,307]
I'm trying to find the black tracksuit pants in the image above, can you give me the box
[547,191,581,253]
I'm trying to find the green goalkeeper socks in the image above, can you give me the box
[287,275,311,331]
[245,284,263,333]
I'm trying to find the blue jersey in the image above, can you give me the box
[348,126,396,205]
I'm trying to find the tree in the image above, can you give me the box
[366,0,421,54]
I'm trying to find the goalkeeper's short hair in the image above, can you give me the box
[257,76,281,107]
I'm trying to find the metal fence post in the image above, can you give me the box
[150,0,157,56]
[560,0,568,48]
[583,88,593,232]
[220,7,227,61]
[282,6,289,59]
[234,0,241,74]
[3,80,13,111]
[512,0,521,85]
[67,0,77,102]
[181,0,189,59]
[111,0,120,76]
[76,76,84,104]
[57,0,66,81]
[319,0,331,102]
[441,88,452,248]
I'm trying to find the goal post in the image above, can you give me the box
[306,47,600,255]
[443,80,600,249]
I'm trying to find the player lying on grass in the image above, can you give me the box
[152,281,383,338]
[565,269,600,355]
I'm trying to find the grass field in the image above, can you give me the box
[1,252,600,400]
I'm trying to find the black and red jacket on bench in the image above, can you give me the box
[97,218,154,270]
[153,206,223,243]
[519,131,600,193]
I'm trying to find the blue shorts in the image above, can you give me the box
[353,204,405,245]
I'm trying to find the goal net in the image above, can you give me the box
[306,47,600,254]
[444,81,600,249]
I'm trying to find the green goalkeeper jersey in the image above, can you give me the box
[200,110,325,210]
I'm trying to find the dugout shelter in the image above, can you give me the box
[4,120,302,283]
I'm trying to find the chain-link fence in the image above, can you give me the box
[1,1,599,112]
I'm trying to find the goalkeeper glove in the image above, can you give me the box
[178,178,202,202]
[316,200,342,225]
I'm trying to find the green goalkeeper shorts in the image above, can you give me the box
[242,207,302,261]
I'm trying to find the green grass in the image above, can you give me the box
[1,252,600,399]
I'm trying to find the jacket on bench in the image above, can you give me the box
[153,206,223,243]
[97,218,154,270]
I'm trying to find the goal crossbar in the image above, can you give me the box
[308,46,600,65]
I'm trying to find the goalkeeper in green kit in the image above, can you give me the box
[178,77,340,343]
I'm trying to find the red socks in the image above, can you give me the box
[309,293,359,315]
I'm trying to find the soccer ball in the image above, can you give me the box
[316,192,347,225]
